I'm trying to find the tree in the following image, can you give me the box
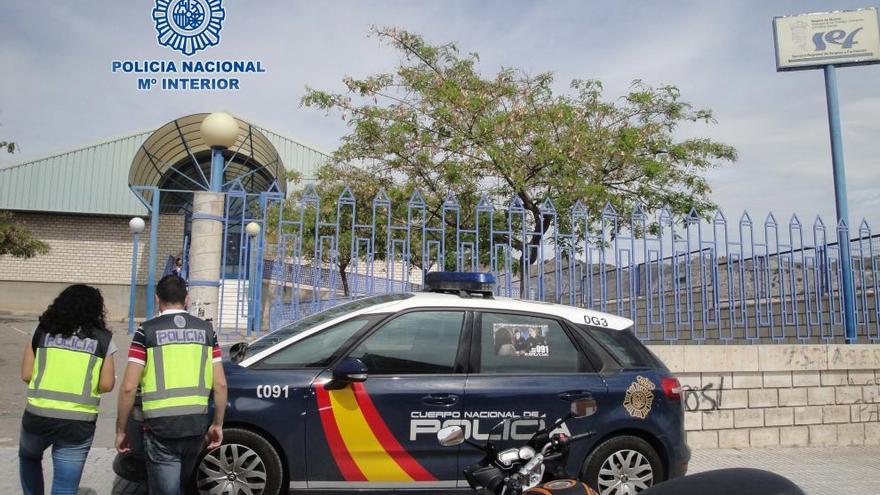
[302,27,737,269]
[0,133,49,258]
[0,211,49,258]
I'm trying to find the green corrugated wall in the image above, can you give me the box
[0,124,328,216]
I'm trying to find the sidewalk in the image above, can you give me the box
[1,446,878,494]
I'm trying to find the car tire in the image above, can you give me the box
[193,428,284,495]
[112,475,148,495]
[581,435,664,494]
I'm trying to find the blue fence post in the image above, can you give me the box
[128,230,140,335]
[145,188,160,319]
[246,234,256,336]
[253,192,270,334]
[823,64,857,342]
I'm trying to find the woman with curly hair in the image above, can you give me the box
[19,284,117,494]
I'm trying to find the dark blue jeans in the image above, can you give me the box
[19,426,94,495]
[144,431,204,495]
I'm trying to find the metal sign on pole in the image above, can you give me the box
[773,7,880,342]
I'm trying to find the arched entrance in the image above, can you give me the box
[128,113,286,333]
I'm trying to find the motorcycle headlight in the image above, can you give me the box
[497,448,520,467]
[518,446,535,461]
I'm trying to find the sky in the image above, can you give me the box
[1,0,879,229]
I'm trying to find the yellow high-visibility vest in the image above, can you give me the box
[139,313,214,419]
[26,328,110,422]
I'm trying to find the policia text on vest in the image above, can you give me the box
[26,330,112,421]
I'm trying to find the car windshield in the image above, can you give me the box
[243,294,413,357]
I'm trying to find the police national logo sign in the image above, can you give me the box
[152,0,225,56]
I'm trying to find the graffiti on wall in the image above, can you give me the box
[681,377,724,412]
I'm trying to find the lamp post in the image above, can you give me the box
[128,217,145,334]
[188,112,240,326]
[245,221,261,335]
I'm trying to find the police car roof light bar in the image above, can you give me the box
[424,272,496,299]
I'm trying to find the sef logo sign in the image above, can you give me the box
[813,28,863,51]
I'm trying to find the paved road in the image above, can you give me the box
[3,318,880,494]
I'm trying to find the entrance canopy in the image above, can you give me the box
[129,113,286,212]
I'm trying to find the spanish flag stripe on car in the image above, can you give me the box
[315,382,437,482]
[351,382,437,481]
[314,382,367,481]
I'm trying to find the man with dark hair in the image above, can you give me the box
[155,274,187,304]
[115,275,227,495]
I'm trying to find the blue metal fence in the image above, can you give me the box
[260,187,878,344]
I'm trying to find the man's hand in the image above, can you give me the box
[116,432,130,453]
[205,424,223,450]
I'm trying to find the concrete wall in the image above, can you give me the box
[0,211,184,318]
[0,280,148,322]
[649,344,880,448]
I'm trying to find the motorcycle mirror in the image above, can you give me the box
[571,398,598,418]
[437,426,466,447]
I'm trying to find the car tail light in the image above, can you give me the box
[661,377,682,401]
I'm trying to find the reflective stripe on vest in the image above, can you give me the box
[26,347,102,421]
[141,344,211,419]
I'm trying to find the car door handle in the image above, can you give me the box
[558,390,593,401]
[422,394,459,406]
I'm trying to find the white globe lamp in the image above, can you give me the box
[129,217,146,234]
[245,221,261,237]
[200,112,239,148]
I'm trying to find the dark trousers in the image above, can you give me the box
[143,431,203,495]
[19,426,93,495]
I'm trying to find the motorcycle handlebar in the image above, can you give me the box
[567,431,596,442]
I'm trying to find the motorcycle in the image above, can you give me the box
[437,398,600,495]
[437,399,806,495]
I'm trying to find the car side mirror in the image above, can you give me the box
[437,426,465,447]
[571,398,598,418]
[332,357,368,384]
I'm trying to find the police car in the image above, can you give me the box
[200,273,689,495]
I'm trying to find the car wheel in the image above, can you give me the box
[581,435,664,495]
[194,428,284,495]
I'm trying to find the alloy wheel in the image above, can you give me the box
[596,449,654,494]
[197,443,268,495]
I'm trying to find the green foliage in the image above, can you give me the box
[299,27,737,282]
[0,132,48,258]
[0,211,49,258]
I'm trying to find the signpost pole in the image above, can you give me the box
[822,64,857,342]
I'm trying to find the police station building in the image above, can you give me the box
[0,113,326,321]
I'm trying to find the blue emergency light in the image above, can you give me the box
[424,272,496,298]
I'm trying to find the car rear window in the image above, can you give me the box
[578,325,663,369]
[244,294,413,357]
